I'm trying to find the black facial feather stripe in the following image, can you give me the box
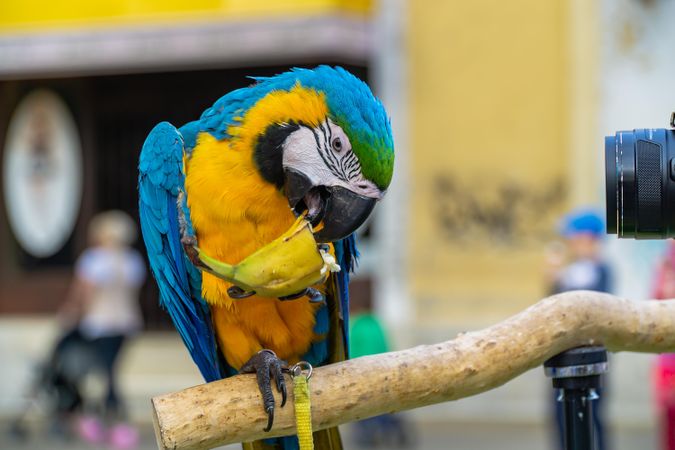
[327,120,362,182]
[316,120,362,183]
[309,126,342,179]
[254,122,300,188]
[346,166,360,180]
[340,151,358,176]
[318,121,343,175]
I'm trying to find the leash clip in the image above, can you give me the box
[288,361,313,380]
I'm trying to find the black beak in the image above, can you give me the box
[284,169,376,243]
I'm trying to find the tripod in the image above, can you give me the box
[544,346,608,450]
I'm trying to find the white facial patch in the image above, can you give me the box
[282,126,336,185]
[281,118,382,199]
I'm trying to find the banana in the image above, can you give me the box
[192,215,340,299]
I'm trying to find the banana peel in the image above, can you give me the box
[191,215,340,299]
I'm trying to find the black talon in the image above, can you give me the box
[264,406,274,432]
[228,286,256,299]
[240,350,288,432]
[272,358,287,407]
[280,381,287,407]
[278,288,325,303]
[306,287,325,304]
[278,288,309,301]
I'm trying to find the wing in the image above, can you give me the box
[334,234,358,356]
[180,85,269,151]
[138,122,224,382]
[302,234,358,365]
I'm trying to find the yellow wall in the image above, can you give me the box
[0,0,371,33]
[408,0,571,325]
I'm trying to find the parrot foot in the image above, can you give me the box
[180,235,206,269]
[305,287,325,303]
[240,349,288,432]
[278,287,325,304]
[227,286,256,299]
[278,290,308,301]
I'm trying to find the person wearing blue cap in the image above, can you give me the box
[546,208,612,450]
[549,208,611,294]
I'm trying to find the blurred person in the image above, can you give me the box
[8,323,92,443]
[545,209,611,295]
[545,208,611,450]
[59,210,146,450]
[650,241,675,450]
[349,288,413,448]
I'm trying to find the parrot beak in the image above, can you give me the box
[284,169,376,243]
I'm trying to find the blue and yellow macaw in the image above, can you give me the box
[138,66,394,449]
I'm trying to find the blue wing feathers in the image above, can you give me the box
[334,234,358,356]
[300,234,358,365]
[301,303,329,366]
[166,201,189,289]
[138,122,223,382]
[312,304,330,336]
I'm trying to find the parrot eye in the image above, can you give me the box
[331,137,343,152]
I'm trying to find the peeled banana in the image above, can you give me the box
[192,215,340,299]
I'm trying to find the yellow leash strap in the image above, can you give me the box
[290,362,314,450]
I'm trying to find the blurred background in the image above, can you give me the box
[1,0,674,449]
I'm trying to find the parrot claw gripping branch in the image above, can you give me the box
[139,66,393,450]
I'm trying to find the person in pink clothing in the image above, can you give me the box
[651,242,675,450]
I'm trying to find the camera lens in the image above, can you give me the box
[605,128,675,238]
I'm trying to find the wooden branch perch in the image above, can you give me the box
[152,291,675,450]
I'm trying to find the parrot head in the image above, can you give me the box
[246,66,394,243]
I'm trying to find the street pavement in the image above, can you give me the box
[1,420,656,450]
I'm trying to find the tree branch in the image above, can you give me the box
[151,291,675,450]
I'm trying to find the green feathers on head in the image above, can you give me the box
[269,66,395,190]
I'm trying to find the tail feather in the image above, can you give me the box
[243,427,342,450]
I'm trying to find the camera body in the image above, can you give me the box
[605,114,675,239]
